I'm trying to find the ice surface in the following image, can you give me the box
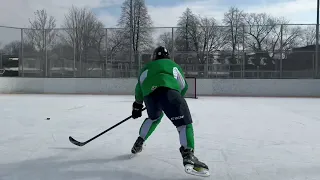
[1,94,320,180]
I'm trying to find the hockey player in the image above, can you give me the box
[130,46,209,177]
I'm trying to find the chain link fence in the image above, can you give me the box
[0,24,318,79]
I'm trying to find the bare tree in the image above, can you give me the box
[26,9,57,51]
[197,16,228,64]
[2,41,21,55]
[242,13,303,69]
[240,12,282,67]
[106,28,127,60]
[62,6,105,77]
[243,13,278,52]
[157,32,173,50]
[24,9,57,76]
[267,19,302,58]
[223,7,245,64]
[301,26,316,46]
[175,9,227,64]
[175,8,199,52]
[2,41,35,56]
[118,0,153,58]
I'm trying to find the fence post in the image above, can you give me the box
[316,22,319,78]
[280,24,283,78]
[171,27,175,61]
[73,29,76,77]
[105,28,108,78]
[44,29,48,77]
[242,25,245,78]
[20,28,24,77]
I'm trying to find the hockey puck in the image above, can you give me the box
[46,117,50,120]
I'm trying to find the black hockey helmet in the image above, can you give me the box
[152,46,170,60]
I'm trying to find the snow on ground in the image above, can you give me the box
[0,94,320,180]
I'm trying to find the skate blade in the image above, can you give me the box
[130,144,145,158]
[185,164,210,177]
[130,149,142,158]
[130,150,142,158]
[129,153,137,158]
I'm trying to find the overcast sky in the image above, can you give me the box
[0,0,317,47]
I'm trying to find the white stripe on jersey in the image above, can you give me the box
[173,67,186,91]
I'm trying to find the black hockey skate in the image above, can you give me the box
[131,136,145,154]
[179,146,210,177]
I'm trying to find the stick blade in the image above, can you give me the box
[185,164,210,177]
[69,136,86,146]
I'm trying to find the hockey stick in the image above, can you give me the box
[69,107,146,147]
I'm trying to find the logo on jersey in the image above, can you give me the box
[171,115,184,121]
[151,86,157,91]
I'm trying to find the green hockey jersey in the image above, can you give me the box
[134,59,188,103]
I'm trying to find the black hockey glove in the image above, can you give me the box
[132,101,143,119]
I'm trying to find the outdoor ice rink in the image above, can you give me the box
[1,94,320,180]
